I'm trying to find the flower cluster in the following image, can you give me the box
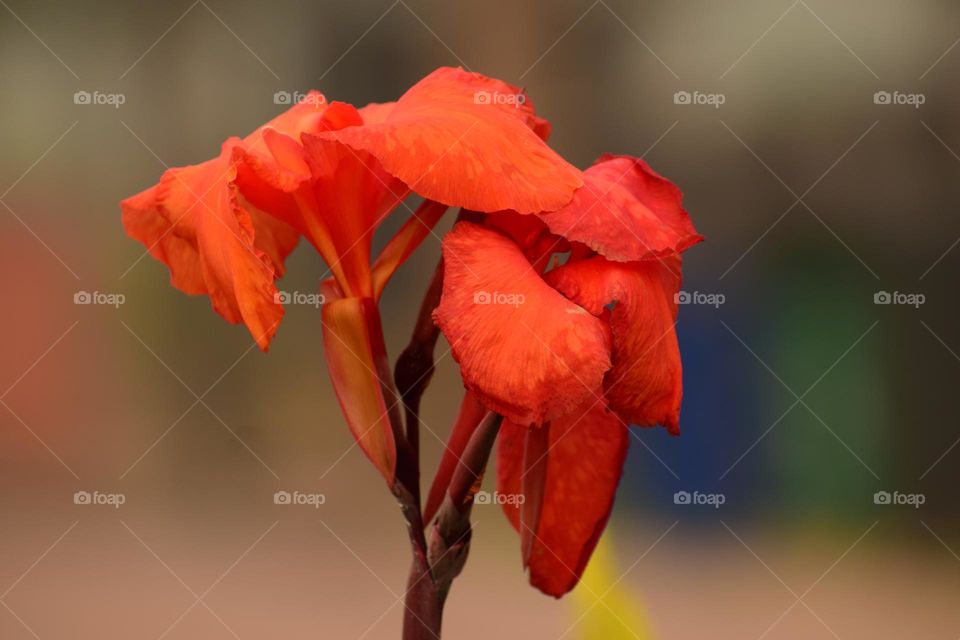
[121,66,701,601]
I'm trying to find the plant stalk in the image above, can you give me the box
[393,259,445,639]
[401,412,502,639]
[394,244,495,639]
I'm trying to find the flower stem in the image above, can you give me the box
[394,259,444,473]
[395,481,442,639]
[393,258,445,639]
[394,245,497,639]
[402,412,502,640]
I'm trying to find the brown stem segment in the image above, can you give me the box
[402,557,443,640]
[395,232,495,639]
[400,413,502,640]
[396,481,441,640]
[395,207,480,466]
[394,259,445,639]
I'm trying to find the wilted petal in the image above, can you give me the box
[121,142,295,350]
[121,96,357,350]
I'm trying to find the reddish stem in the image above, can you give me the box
[394,240,498,639]
[394,259,444,482]
[392,259,445,639]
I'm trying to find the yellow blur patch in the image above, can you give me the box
[570,536,654,640]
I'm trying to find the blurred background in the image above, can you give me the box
[1,0,959,638]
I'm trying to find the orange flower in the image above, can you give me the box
[121,67,582,483]
[431,155,702,596]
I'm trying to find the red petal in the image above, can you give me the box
[480,210,574,274]
[243,90,333,148]
[529,114,552,142]
[483,210,551,254]
[239,121,408,298]
[546,256,683,433]
[539,154,703,262]
[238,99,364,194]
[121,142,295,350]
[299,133,409,297]
[321,67,582,214]
[321,296,398,483]
[357,101,396,124]
[121,97,355,349]
[498,400,628,597]
[432,222,611,426]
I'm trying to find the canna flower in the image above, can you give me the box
[432,154,702,596]
[121,67,582,485]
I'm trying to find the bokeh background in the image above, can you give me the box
[1,1,959,638]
